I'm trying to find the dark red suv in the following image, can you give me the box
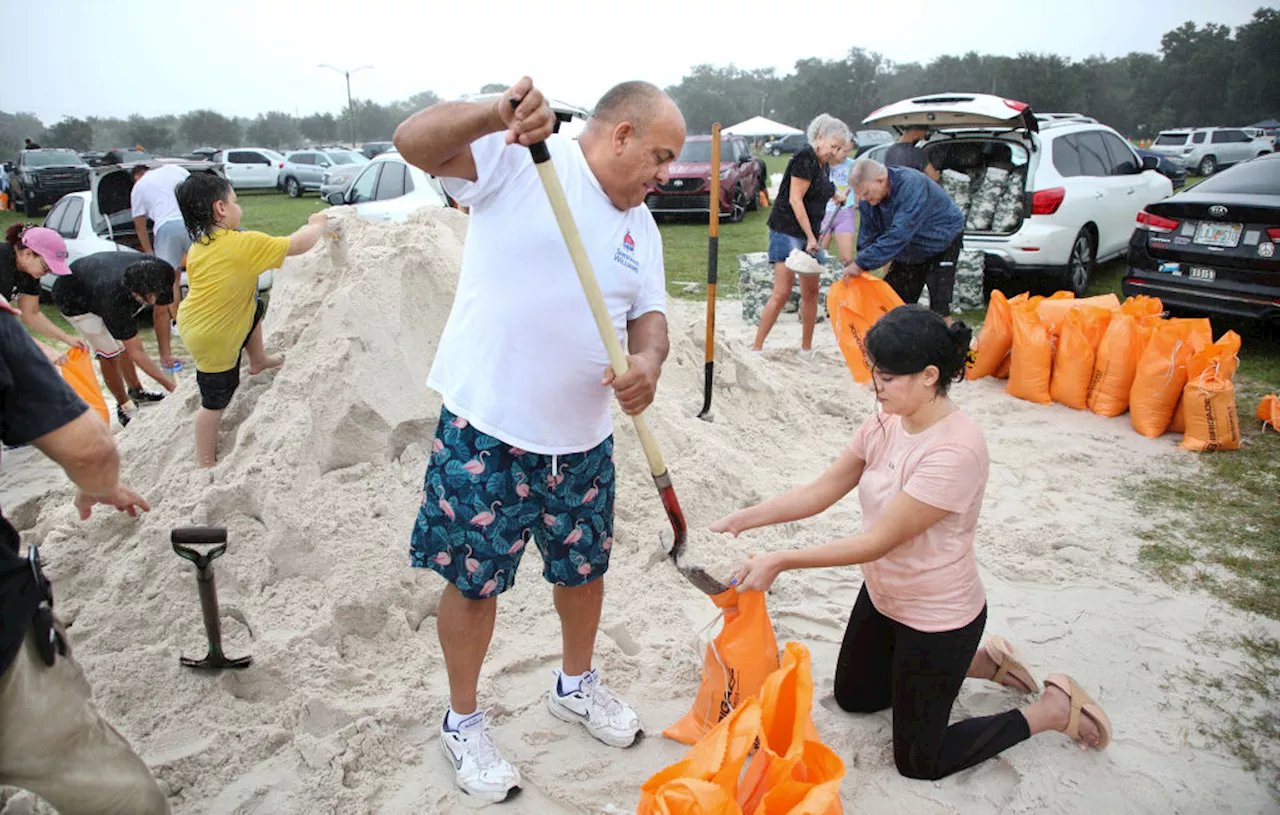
[645,135,766,222]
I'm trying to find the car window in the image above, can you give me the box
[291,153,315,166]
[1074,132,1110,176]
[327,152,364,166]
[1154,133,1187,146]
[1052,135,1084,177]
[1100,133,1139,175]
[229,151,264,164]
[1211,131,1232,144]
[1191,132,1206,144]
[1193,156,1280,195]
[374,162,407,200]
[44,198,69,233]
[348,164,381,203]
[1229,130,1250,143]
[58,197,83,239]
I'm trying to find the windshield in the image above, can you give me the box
[1154,133,1188,146]
[325,152,367,166]
[676,141,732,163]
[24,150,84,167]
[1193,157,1280,195]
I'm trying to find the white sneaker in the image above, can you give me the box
[439,711,521,803]
[547,669,642,748]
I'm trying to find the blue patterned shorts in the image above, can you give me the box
[410,405,616,599]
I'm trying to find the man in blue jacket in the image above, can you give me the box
[846,159,965,318]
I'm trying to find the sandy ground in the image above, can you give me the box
[1,209,1276,814]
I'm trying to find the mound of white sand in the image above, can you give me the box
[5,208,1276,813]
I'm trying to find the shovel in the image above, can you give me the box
[518,111,727,596]
[171,526,252,670]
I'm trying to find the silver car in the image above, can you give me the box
[279,148,368,197]
[1147,127,1273,176]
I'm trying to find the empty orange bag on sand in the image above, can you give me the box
[57,347,109,424]
[1007,301,1054,405]
[968,290,1021,379]
[1036,292,1120,336]
[1258,395,1280,432]
[649,780,743,815]
[826,277,904,384]
[665,588,780,745]
[739,643,844,815]
[1050,306,1111,410]
[641,700,763,815]
[1129,319,1212,437]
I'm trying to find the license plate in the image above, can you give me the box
[1193,221,1243,248]
[1188,266,1216,281]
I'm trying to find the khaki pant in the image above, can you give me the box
[0,626,169,814]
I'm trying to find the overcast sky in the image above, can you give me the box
[13,0,1265,124]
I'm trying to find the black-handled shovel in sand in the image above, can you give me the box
[515,106,727,597]
[172,527,252,670]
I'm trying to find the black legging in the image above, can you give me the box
[833,585,1031,780]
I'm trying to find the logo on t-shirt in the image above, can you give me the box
[614,230,639,273]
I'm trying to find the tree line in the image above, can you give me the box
[2,10,1275,160]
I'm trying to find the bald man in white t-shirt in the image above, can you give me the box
[395,76,685,802]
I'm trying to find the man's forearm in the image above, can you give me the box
[127,343,172,389]
[394,101,504,179]
[134,217,153,254]
[23,310,75,346]
[627,312,669,368]
[32,412,120,498]
[153,309,172,359]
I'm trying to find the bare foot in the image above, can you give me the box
[249,355,283,375]
[970,640,1037,693]
[1042,682,1105,749]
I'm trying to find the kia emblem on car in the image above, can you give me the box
[1209,205,1228,218]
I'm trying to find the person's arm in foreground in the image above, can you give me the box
[32,338,67,366]
[712,446,868,535]
[732,491,951,592]
[394,76,556,181]
[32,411,150,519]
[17,294,88,351]
[603,311,670,416]
[288,212,331,256]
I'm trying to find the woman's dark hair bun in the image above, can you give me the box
[864,304,971,395]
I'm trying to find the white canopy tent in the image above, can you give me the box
[722,116,803,137]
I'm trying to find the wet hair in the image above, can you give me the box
[590,81,669,132]
[122,257,174,298]
[865,304,972,396]
[176,172,233,243]
[806,113,851,147]
[4,223,37,249]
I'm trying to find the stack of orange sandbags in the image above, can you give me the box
[1179,331,1243,452]
[1128,318,1212,437]
[1086,295,1164,417]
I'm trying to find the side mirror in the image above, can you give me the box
[318,161,331,169]
[1141,155,1160,171]
[325,191,347,206]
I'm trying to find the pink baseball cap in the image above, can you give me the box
[20,227,72,276]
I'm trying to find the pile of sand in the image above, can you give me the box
[4,208,1276,813]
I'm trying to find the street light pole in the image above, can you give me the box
[318,64,372,148]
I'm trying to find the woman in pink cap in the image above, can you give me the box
[2,223,89,360]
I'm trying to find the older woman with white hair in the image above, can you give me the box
[753,113,851,353]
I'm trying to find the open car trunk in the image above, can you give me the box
[924,139,1030,237]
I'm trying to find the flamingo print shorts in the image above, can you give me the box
[410,405,616,599]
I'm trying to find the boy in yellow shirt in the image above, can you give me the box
[175,173,327,467]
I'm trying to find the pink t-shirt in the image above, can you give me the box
[846,410,989,632]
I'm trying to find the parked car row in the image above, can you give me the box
[1146,127,1272,176]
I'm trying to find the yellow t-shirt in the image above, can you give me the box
[178,229,289,373]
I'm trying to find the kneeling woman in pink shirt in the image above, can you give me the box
[712,304,1111,780]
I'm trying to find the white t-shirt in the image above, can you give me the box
[429,132,667,455]
[129,165,190,229]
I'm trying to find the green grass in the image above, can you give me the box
[655,208,769,298]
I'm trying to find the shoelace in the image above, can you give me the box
[462,713,503,769]
[581,675,626,723]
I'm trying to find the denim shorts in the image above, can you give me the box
[410,405,615,599]
[767,229,828,266]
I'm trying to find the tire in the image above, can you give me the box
[727,185,746,224]
[768,147,779,156]
[1065,228,1095,297]
[285,177,301,198]
[1197,156,1216,176]
[746,177,760,211]
[23,195,39,217]
[1259,151,1272,158]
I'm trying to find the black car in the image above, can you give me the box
[361,141,394,160]
[764,133,807,156]
[8,149,91,215]
[1125,152,1280,321]
[1135,147,1188,190]
[101,147,153,165]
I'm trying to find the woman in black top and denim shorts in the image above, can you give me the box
[753,114,851,354]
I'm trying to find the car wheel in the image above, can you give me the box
[1259,151,1272,158]
[23,196,39,216]
[746,177,760,211]
[1065,228,1095,297]
[727,185,746,224]
[1197,156,1216,176]
[285,177,301,198]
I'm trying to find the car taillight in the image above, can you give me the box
[1031,187,1065,215]
[1003,98,1029,112]
[1266,227,1280,242]
[1136,210,1180,233]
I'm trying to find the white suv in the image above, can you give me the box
[862,93,1173,296]
[1147,127,1272,176]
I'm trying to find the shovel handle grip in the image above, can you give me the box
[171,527,227,545]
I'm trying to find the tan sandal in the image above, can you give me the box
[1043,674,1113,751]
[984,635,1040,693]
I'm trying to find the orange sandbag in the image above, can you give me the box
[1088,313,1146,417]
[1130,320,1196,437]
[665,588,780,745]
[826,276,904,384]
[968,291,1020,379]
[1258,395,1280,432]
[1050,305,1111,409]
[1187,331,1241,383]
[1007,301,1053,405]
[1172,328,1233,435]
[57,347,108,425]
[1037,292,1120,336]
[1169,394,1186,433]
[1179,370,1240,452]
[994,353,1012,379]
[739,643,844,815]
[650,779,744,815]
[641,700,763,815]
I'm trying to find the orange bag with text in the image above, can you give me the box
[57,347,109,425]
[1258,395,1280,432]
[1050,305,1111,410]
[1007,300,1054,405]
[1180,331,1242,452]
[665,588,780,745]
[1129,318,1212,437]
[827,276,904,384]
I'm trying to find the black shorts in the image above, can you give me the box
[195,299,265,411]
[886,234,964,316]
